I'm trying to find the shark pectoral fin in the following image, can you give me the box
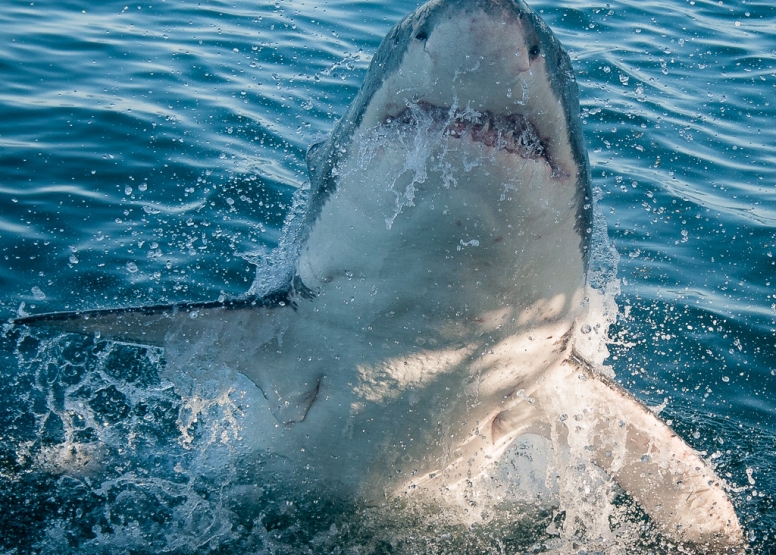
[12,298,288,347]
[260,378,321,425]
[559,357,744,549]
[594,404,744,548]
[11,305,194,346]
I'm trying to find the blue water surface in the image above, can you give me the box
[1,0,774,553]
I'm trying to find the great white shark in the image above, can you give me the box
[14,0,744,550]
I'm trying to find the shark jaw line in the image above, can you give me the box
[383,100,568,179]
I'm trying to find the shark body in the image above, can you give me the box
[15,0,744,550]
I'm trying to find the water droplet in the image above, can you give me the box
[746,468,756,485]
[126,262,139,273]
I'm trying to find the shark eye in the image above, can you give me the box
[529,44,541,59]
[415,29,428,41]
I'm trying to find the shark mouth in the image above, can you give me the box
[385,102,550,168]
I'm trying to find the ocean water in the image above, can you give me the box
[0,0,774,553]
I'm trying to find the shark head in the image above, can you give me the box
[363,0,588,187]
[301,0,591,346]
[307,0,590,245]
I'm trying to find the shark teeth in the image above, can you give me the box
[387,102,547,163]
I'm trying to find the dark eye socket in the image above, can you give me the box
[529,44,541,58]
[415,29,428,41]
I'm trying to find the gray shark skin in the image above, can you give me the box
[13,0,744,550]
